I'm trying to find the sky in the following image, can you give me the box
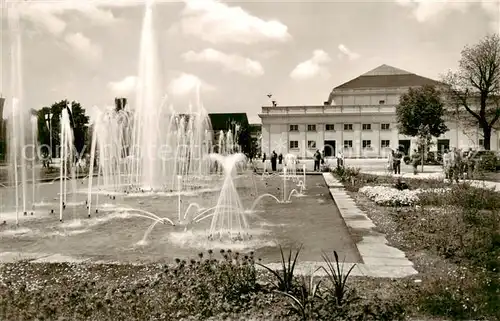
[0,0,499,124]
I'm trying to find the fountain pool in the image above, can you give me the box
[0,175,362,264]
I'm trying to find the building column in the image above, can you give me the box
[301,124,307,158]
[357,123,362,158]
[391,126,398,150]
[318,123,325,152]
[340,124,344,155]
[378,123,381,157]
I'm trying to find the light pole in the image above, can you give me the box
[45,112,53,161]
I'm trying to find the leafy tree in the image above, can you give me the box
[396,85,448,171]
[442,34,500,150]
[237,124,258,160]
[37,100,90,160]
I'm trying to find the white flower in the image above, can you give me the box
[359,186,450,207]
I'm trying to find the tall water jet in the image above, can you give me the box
[59,107,73,222]
[131,0,162,189]
[30,115,38,212]
[7,5,30,222]
[208,153,249,240]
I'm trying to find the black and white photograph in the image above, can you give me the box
[0,0,499,320]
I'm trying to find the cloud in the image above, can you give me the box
[182,48,264,77]
[108,76,138,96]
[395,0,499,30]
[64,32,102,63]
[337,44,360,61]
[167,73,215,96]
[171,0,291,44]
[290,50,331,81]
[18,1,117,36]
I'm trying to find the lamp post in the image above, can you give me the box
[45,112,53,160]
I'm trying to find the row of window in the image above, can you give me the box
[289,140,391,150]
[289,123,391,132]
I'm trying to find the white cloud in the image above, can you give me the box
[395,0,499,30]
[337,44,360,61]
[108,76,138,96]
[18,1,117,36]
[290,50,331,81]
[64,32,102,63]
[182,48,264,77]
[167,73,215,96]
[172,0,291,44]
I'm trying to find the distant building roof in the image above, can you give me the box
[249,124,261,134]
[208,113,249,132]
[333,64,442,90]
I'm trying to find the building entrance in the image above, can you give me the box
[398,140,411,155]
[324,140,336,157]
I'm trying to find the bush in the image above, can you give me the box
[415,269,500,320]
[477,151,498,172]
[332,166,360,183]
[0,251,264,320]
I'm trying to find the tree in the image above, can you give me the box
[442,34,500,150]
[37,100,90,160]
[237,124,258,160]
[396,85,448,171]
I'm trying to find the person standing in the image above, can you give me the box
[313,150,321,171]
[411,148,420,175]
[387,149,394,174]
[337,150,344,169]
[442,149,451,179]
[393,149,402,175]
[278,153,283,168]
[271,150,277,171]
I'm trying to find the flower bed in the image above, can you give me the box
[359,185,450,206]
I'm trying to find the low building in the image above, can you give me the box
[208,112,249,133]
[259,64,500,158]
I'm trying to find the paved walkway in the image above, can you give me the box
[319,172,418,278]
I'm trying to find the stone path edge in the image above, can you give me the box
[322,172,418,278]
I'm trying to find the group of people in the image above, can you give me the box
[262,151,284,171]
[386,147,478,181]
[442,148,477,182]
[261,149,345,172]
[387,149,404,175]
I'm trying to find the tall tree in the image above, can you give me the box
[237,123,258,160]
[397,85,448,171]
[442,34,500,150]
[37,100,90,159]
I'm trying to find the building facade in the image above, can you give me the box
[259,65,500,158]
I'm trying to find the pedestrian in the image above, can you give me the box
[337,150,344,169]
[411,148,420,175]
[393,149,402,175]
[387,149,394,174]
[278,153,283,166]
[271,150,277,171]
[313,150,321,171]
[442,149,451,179]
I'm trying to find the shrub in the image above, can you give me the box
[415,269,500,320]
[477,151,498,172]
[332,166,360,183]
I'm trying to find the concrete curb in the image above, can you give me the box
[322,172,418,278]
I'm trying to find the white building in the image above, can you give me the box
[258,64,500,158]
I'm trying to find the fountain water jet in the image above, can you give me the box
[208,153,249,241]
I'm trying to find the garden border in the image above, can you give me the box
[321,172,418,278]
